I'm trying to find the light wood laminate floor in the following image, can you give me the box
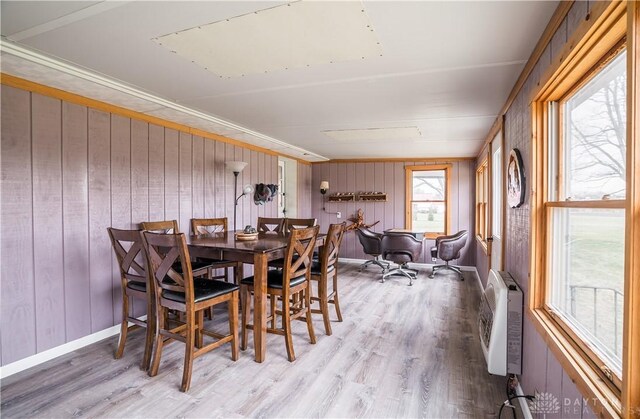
[1,261,510,418]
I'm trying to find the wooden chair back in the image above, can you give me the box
[319,222,346,272]
[282,225,319,288]
[141,231,194,302]
[191,218,228,236]
[107,227,148,290]
[284,218,317,233]
[140,220,180,234]
[257,217,285,233]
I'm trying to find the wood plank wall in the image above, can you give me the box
[0,85,280,366]
[297,163,312,218]
[311,160,476,265]
[474,1,596,415]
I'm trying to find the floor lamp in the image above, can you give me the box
[226,161,253,231]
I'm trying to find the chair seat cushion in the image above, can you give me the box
[384,251,413,264]
[162,278,239,303]
[127,281,147,293]
[310,260,335,275]
[268,258,285,268]
[240,269,306,289]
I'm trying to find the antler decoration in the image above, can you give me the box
[346,208,380,231]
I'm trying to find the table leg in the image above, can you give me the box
[253,253,267,362]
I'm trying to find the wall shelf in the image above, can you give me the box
[326,192,387,202]
[358,192,387,202]
[327,193,356,202]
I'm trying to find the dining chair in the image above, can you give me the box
[268,217,316,270]
[355,227,390,272]
[284,217,317,232]
[107,227,154,371]
[256,217,285,234]
[141,231,239,392]
[240,225,319,362]
[381,232,424,286]
[190,218,242,284]
[140,220,213,279]
[429,230,468,280]
[310,222,346,335]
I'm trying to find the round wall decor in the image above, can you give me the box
[507,148,525,208]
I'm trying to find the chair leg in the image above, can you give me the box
[282,296,296,362]
[229,293,239,361]
[196,310,204,349]
[319,278,332,336]
[149,306,165,377]
[141,296,155,371]
[115,295,129,359]
[430,263,464,280]
[235,263,243,285]
[305,288,317,344]
[332,274,343,322]
[240,286,250,351]
[383,265,417,286]
[206,307,213,321]
[180,313,195,392]
[359,257,389,272]
[270,295,277,329]
[449,265,464,280]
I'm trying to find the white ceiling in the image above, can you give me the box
[0,1,558,161]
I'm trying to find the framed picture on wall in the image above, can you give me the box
[507,148,525,208]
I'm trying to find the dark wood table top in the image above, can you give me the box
[186,231,326,263]
[186,232,290,254]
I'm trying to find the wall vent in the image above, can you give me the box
[479,270,523,376]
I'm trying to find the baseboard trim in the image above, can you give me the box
[470,266,484,293]
[516,383,534,419]
[0,316,146,379]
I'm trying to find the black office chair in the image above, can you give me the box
[380,232,423,286]
[429,230,468,280]
[355,227,390,272]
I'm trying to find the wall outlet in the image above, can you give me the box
[336,212,342,219]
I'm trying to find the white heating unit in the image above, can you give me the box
[478,270,523,376]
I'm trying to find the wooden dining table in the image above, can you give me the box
[185,231,325,363]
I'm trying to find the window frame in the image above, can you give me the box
[475,157,490,253]
[529,2,640,416]
[404,164,451,239]
[548,45,627,390]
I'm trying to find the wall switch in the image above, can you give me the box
[336,212,342,218]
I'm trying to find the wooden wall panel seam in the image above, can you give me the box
[1,83,278,366]
[0,74,312,165]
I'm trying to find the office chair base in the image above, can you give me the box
[382,265,417,286]
[359,258,390,272]
[429,264,464,280]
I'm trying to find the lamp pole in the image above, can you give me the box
[226,161,249,232]
[232,170,240,232]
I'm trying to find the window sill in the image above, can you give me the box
[527,307,621,418]
[476,235,489,255]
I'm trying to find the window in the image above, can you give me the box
[405,165,450,239]
[492,146,502,240]
[476,158,489,249]
[529,3,637,414]
[548,51,627,381]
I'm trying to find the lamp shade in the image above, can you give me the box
[320,181,329,192]
[243,184,254,195]
[226,161,248,173]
